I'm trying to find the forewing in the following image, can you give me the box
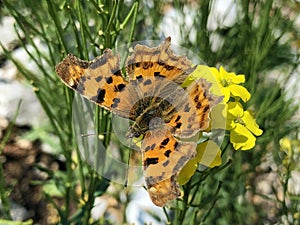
[55,51,139,119]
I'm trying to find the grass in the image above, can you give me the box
[1,0,300,224]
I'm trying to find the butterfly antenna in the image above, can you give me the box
[81,129,128,137]
[80,133,97,137]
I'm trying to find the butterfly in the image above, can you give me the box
[55,37,222,207]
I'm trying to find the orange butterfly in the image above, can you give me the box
[55,37,222,206]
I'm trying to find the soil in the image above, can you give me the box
[1,124,63,224]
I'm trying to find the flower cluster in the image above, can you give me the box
[280,137,300,169]
[178,65,263,185]
[212,66,263,150]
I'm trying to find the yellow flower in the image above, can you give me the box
[226,102,263,150]
[279,137,300,169]
[209,66,251,103]
[280,137,292,153]
[197,141,222,167]
[178,140,222,185]
[280,137,293,167]
[182,65,223,97]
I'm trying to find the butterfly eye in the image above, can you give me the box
[147,110,155,115]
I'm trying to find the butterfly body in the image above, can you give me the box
[55,37,222,207]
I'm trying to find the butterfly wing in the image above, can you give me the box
[56,51,139,119]
[166,78,223,138]
[142,127,196,207]
[126,37,195,86]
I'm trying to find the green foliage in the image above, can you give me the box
[1,0,138,224]
[1,0,300,224]
[0,101,21,220]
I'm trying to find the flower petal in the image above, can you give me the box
[226,113,236,130]
[210,103,227,129]
[230,84,251,102]
[197,141,222,167]
[219,67,245,83]
[222,87,231,103]
[210,67,221,80]
[243,111,263,136]
[177,157,198,185]
[177,140,223,184]
[183,65,224,96]
[230,124,256,150]
[280,137,292,153]
[231,74,245,84]
[227,102,244,117]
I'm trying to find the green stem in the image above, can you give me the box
[46,0,69,53]
[127,1,139,44]
[200,181,222,224]
[104,0,118,46]
[76,0,89,58]
[83,171,96,224]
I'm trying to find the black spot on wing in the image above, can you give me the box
[144,143,157,152]
[203,90,208,98]
[164,149,172,157]
[151,143,156,150]
[142,62,153,69]
[113,70,122,76]
[196,102,202,109]
[203,105,210,113]
[174,142,178,149]
[158,60,164,66]
[175,115,181,122]
[95,76,102,82]
[194,95,199,102]
[114,83,126,92]
[143,79,152,86]
[184,104,191,112]
[175,122,182,129]
[154,71,165,79]
[91,88,106,104]
[136,75,143,82]
[162,160,170,167]
[144,157,159,168]
[111,98,120,108]
[165,65,174,70]
[73,77,86,94]
[161,138,170,146]
[106,76,113,84]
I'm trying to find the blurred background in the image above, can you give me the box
[0,0,299,224]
